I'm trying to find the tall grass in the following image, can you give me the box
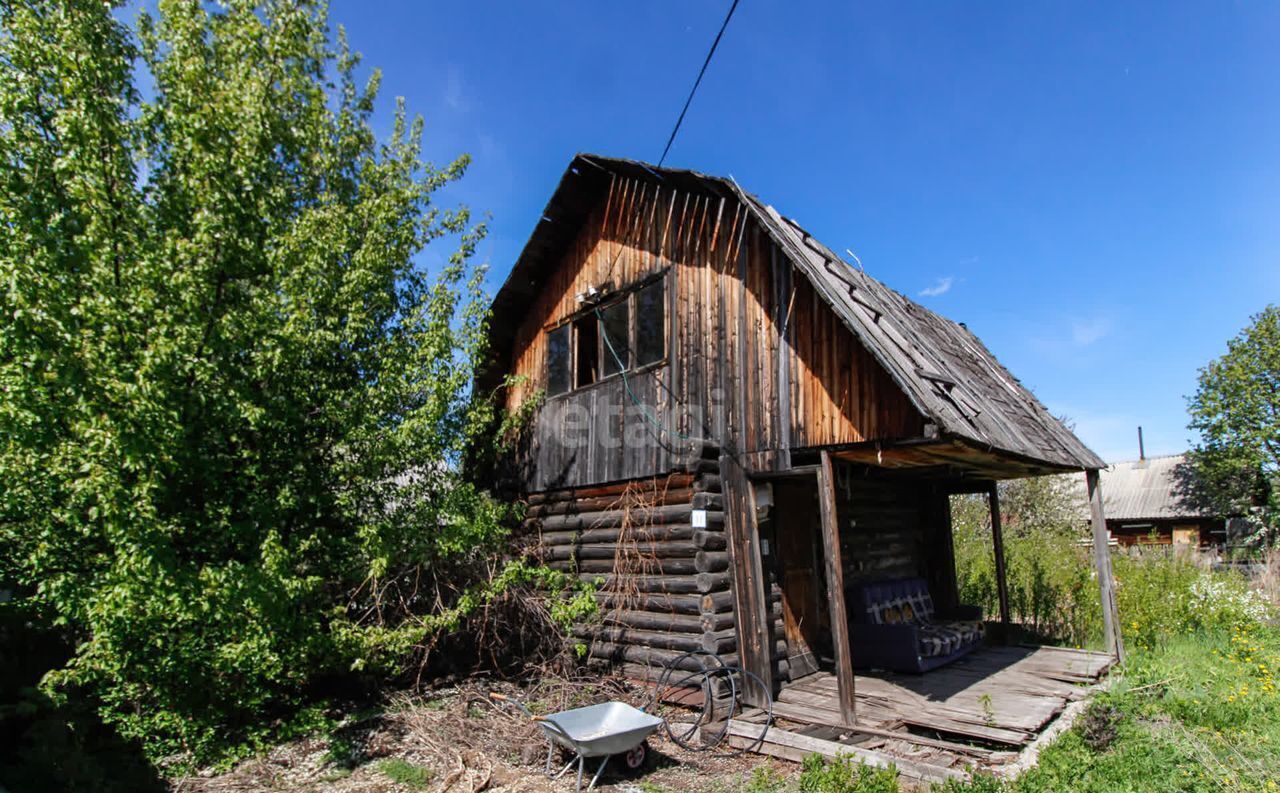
[952,478,1277,651]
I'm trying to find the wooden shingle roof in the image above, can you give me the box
[484,154,1105,473]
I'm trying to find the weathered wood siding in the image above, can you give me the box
[669,215,924,472]
[504,171,926,491]
[505,177,684,491]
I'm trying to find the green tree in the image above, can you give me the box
[0,0,551,766]
[1187,306,1279,537]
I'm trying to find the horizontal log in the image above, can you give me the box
[686,442,721,462]
[581,626,737,655]
[539,525,723,547]
[541,541,700,562]
[593,591,707,615]
[531,504,725,532]
[611,662,742,700]
[694,474,722,493]
[595,610,709,634]
[585,642,740,672]
[574,571,731,594]
[549,557,701,575]
[680,458,720,475]
[691,491,724,510]
[701,590,735,613]
[593,606,747,633]
[528,474,696,505]
[527,487,698,518]
[695,551,730,573]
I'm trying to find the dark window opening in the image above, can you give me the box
[546,323,571,396]
[635,281,665,366]
[599,299,630,377]
[545,274,668,397]
[574,314,598,388]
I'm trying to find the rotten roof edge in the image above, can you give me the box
[820,432,1100,476]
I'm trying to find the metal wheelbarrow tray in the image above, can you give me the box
[491,694,664,791]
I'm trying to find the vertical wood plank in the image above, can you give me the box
[773,243,793,469]
[1087,469,1125,663]
[818,451,856,726]
[987,482,1011,627]
[722,453,774,703]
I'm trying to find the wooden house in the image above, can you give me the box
[480,155,1123,779]
[1091,454,1227,547]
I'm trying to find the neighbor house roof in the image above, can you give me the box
[1095,454,1212,521]
[483,154,1105,472]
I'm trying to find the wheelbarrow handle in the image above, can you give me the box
[532,715,574,743]
[489,692,537,720]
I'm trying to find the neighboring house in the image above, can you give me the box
[1090,454,1227,547]
[478,155,1122,775]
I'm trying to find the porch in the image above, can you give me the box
[720,444,1123,784]
[727,644,1114,783]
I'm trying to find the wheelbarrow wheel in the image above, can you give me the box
[621,740,648,772]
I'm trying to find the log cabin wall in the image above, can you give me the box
[834,473,928,586]
[530,447,740,677]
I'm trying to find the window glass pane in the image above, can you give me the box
[546,324,570,395]
[574,315,598,388]
[635,281,665,366]
[599,299,630,377]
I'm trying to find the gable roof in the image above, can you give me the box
[1097,454,1213,521]
[485,154,1105,472]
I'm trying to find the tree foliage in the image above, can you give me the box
[0,0,572,766]
[1187,305,1279,534]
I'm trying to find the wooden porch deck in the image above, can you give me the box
[728,645,1114,784]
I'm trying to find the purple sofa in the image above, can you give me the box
[848,578,985,673]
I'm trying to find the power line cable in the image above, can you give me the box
[658,0,741,167]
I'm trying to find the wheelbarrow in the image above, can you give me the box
[489,692,664,792]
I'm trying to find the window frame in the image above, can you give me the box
[543,271,668,399]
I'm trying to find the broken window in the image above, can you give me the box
[574,314,598,388]
[545,273,668,396]
[635,280,665,366]
[599,298,630,377]
[546,323,571,396]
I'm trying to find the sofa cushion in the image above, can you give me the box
[917,619,985,658]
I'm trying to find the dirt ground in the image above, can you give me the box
[169,677,785,793]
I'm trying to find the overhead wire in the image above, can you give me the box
[657,0,741,167]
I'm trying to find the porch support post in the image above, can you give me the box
[818,451,856,726]
[721,453,774,703]
[987,483,1011,627]
[1086,469,1125,663]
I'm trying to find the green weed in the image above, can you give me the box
[377,758,433,790]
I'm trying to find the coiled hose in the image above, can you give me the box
[643,650,773,755]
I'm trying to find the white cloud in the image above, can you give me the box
[919,276,954,298]
[1070,317,1112,346]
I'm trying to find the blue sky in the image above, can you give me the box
[329,0,1280,464]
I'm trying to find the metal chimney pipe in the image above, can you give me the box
[1138,426,1145,461]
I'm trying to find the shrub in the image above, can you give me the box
[952,479,1101,647]
[798,753,899,793]
[0,0,589,769]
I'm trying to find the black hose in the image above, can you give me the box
[651,650,772,754]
